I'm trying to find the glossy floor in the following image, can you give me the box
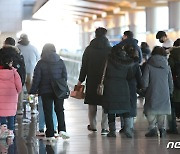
[1,98,180,154]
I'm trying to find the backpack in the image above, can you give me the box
[173,62,180,89]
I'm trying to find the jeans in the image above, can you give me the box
[120,117,134,129]
[0,116,15,130]
[41,93,66,137]
[38,96,57,131]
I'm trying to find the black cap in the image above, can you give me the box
[156,31,166,39]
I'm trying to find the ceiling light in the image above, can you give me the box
[84,17,89,22]
[77,20,82,24]
[101,12,107,18]
[113,7,121,14]
[92,15,97,20]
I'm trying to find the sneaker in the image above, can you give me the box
[124,129,133,138]
[101,129,109,135]
[36,130,45,136]
[145,128,158,137]
[107,131,116,137]
[119,128,125,133]
[59,131,70,139]
[159,129,166,138]
[31,109,39,114]
[0,125,9,139]
[54,131,59,138]
[87,125,97,132]
[16,110,23,115]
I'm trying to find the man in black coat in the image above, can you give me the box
[116,31,142,63]
[77,27,111,135]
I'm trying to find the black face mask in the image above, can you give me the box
[159,39,164,43]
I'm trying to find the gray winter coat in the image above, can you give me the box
[142,55,173,115]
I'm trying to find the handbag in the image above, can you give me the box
[97,60,108,96]
[70,85,85,99]
[47,62,70,99]
[51,78,70,99]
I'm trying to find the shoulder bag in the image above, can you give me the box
[47,62,70,99]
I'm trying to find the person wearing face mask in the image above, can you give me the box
[156,31,173,52]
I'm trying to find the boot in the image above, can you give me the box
[145,127,158,137]
[107,122,116,137]
[124,118,133,138]
[159,128,166,138]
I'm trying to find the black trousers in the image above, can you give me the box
[41,93,66,137]
[168,102,177,131]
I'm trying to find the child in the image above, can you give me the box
[0,46,22,138]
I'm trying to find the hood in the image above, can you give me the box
[0,68,15,81]
[148,55,168,69]
[108,51,133,68]
[41,51,60,63]
[89,36,111,49]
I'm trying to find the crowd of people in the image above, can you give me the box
[0,28,179,146]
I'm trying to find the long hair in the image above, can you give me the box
[0,46,15,69]
[123,44,139,62]
[109,45,133,65]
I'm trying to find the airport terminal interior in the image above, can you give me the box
[0,0,180,153]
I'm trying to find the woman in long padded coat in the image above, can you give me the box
[120,45,142,135]
[142,46,173,138]
[78,27,111,134]
[102,46,133,138]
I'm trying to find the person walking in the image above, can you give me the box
[167,38,180,134]
[142,46,173,138]
[77,27,111,135]
[116,30,142,63]
[17,34,40,114]
[156,31,173,53]
[3,37,26,115]
[119,45,142,136]
[29,43,69,141]
[0,46,22,138]
[102,46,133,138]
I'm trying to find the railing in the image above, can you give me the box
[59,52,83,87]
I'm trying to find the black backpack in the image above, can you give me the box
[173,62,180,89]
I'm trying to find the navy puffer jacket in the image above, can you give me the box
[29,52,67,95]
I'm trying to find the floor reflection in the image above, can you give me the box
[1,97,180,154]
